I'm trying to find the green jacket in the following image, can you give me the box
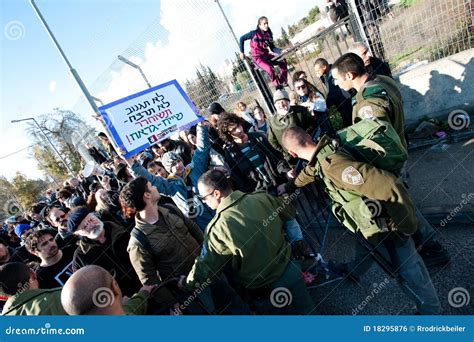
[286,137,418,238]
[2,288,66,315]
[352,75,407,149]
[123,291,150,315]
[268,105,317,162]
[128,205,204,286]
[185,191,294,290]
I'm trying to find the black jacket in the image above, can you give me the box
[367,56,393,79]
[322,68,353,128]
[169,140,193,166]
[72,221,142,296]
[224,132,291,194]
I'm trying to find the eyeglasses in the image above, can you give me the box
[198,189,215,201]
[295,84,307,90]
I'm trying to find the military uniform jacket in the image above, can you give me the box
[268,105,318,162]
[185,191,294,290]
[1,288,66,315]
[286,137,418,238]
[352,75,407,149]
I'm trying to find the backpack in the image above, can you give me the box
[336,118,407,176]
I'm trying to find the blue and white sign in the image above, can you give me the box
[99,80,203,158]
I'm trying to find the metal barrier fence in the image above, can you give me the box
[73,0,265,119]
[274,16,357,95]
[273,0,473,90]
[73,0,473,124]
[68,0,473,254]
[348,0,473,72]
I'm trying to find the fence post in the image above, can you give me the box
[214,0,275,115]
[347,0,373,56]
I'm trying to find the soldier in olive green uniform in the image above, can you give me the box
[278,127,441,314]
[268,89,319,165]
[331,53,450,268]
[330,52,406,149]
[182,170,314,315]
[351,75,407,149]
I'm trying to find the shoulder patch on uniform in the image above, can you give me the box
[341,166,364,185]
[362,83,387,99]
[357,105,375,120]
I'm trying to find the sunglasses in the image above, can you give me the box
[295,84,307,90]
[198,189,215,201]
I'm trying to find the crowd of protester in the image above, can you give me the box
[0,37,451,316]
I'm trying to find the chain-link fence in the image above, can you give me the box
[73,0,262,120]
[73,0,473,123]
[275,16,357,92]
[273,0,473,90]
[67,0,473,252]
[350,0,473,72]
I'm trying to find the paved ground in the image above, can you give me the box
[300,139,474,315]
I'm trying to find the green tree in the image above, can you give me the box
[31,145,68,183]
[0,174,50,222]
[184,64,224,112]
[206,66,221,100]
[288,24,296,37]
[280,27,291,47]
[26,109,98,179]
[0,176,22,221]
[232,52,246,78]
[10,172,49,211]
[307,6,320,23]
[235,71,250,90]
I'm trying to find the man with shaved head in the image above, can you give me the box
[61,265,155,315]
[277,127,441,315]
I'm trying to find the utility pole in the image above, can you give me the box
[118,55,152,88]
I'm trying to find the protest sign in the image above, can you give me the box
[99,80,203,158]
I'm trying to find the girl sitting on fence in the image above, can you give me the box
[239,16,288,89]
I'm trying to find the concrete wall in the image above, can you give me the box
[395,48,473,128]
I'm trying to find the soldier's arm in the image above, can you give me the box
[355,97,392,124]
[123,291,149,315]
[185,227,232,290]
[322,152,416,229]
[267,194,296,221]
[285,164,317,193]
